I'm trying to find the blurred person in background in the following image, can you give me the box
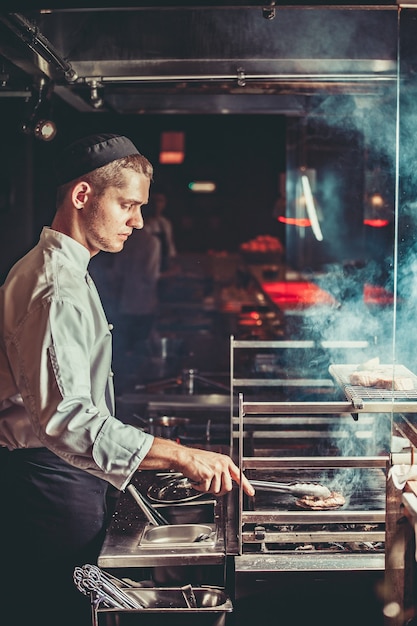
[145,185,177,272]
[110,221,162,392]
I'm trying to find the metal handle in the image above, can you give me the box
[127,484,169,525]
[73,564,143,609]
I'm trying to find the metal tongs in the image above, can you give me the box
[73,564,143,610]
[127,483,170,525]
[250,480,331,499]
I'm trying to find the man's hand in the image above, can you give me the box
[141,437,255,497]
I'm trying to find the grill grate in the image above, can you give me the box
[242,468,386,553]
[247,468,386,512]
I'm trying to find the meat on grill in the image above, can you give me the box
[349,369,414,390]
[295,491,346,510]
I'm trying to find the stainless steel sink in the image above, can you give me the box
[139,523,216,548]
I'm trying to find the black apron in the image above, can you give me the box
[0,446,109,626]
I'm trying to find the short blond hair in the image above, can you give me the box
[56,153,153,207]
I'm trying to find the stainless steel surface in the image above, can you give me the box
[234,552,385,574]
[139,523,216,548]
[242,528,385,545]
[242,456,389,470]
[98,476,225,569]
[241,510,385,525]
[239,398,417,413]
[234,415,375,426]
[249,479,331,499]
[95,586,233,613]
[233,378,334,387]
[231,340,371,349]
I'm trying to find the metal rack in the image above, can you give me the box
[235,393,388,559]
[228,337,408,572]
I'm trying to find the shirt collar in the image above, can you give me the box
[40,227,91,275]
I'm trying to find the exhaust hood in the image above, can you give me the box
[0,4,399,115]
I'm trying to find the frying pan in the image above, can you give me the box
[133,414,190,439]
[147,476,205,504]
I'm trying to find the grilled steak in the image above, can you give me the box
[295,490,346,510]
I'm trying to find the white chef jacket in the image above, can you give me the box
[0,227,154,490]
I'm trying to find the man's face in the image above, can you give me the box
[83,169,150,255]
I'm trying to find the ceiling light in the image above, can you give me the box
[21,78,57,141]
[33,119,57,141]
[188,181,217,193]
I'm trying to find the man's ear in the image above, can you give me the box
[72,181,92,209]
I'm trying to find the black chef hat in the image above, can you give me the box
[55,133,141,186]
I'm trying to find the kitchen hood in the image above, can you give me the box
[0,4,399,115]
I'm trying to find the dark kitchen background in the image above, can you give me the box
[1,3,409,379]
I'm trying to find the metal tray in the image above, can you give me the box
[139,523,216,548]
[97,586,233,613]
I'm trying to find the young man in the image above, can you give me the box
[0,134,254,626]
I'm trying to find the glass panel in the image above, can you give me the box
[393,7,417,457]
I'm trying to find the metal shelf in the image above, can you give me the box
[229,336,394,561]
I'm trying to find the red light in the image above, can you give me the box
[277,217,311,227]
[159,151,185,164]
[239,311,261,320]
[363,219,389,228]
[159,131,185,164]
[261,281,338,309]
[364,284,395,305]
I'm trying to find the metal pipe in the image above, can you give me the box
[242,455,389,469]
[1,13,77,81]
[94,73,396,84]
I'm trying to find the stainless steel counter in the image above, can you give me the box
[98,472,228,570]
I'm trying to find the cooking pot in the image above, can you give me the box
[134,415,190,439]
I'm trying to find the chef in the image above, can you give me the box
[0,133,254,626]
